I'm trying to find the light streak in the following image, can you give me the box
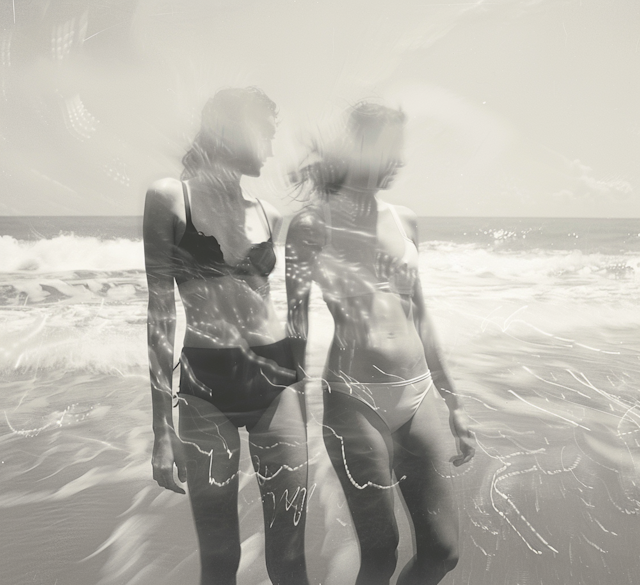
[507,389,591,431]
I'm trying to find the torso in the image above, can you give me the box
[173,178,285,349]
[309,195,428,383]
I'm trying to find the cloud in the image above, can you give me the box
[554,159,634,201]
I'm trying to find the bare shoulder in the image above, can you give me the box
[143,178,183,245]
[393,204,418,223]
[145,178,183,210]
[393,204,419,241]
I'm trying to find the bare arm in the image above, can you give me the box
[403,208,475,466]
[285,208,323,378]
[143,178,187,493]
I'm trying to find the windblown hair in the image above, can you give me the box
[292,102,406,199]
[181,87,277,180]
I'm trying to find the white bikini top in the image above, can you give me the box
[315,201,419,301]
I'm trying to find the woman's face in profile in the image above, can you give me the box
[347,123,405,191]
[221,114,276,177]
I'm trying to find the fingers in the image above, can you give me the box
[177,460,188,484]
[450,440,476,467]
[153,464,186,494]
[452,450,475,467]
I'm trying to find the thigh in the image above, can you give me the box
[178,395,242,537]
[249,382,310,585]
[249,379,307,454]
[392,389,458,550]
[249,381,309,523]
[322,390,399,536]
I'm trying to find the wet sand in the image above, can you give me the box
[2,297,638,585]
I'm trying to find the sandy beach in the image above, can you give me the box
[1,217,638,584]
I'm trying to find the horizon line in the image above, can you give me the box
[1,215,638,220]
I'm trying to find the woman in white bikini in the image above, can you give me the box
[285,103,475,585]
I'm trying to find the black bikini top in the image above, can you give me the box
[173,182,276,285]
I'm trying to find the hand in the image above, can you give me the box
[152,427,188,494]
[448,408,476,467]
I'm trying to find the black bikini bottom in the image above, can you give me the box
[179,338,298,430]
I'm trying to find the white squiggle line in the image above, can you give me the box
[249,440,303,450]
[480,305,502,333]
[502,305,529,330]
[569,370,640,420]
[330,372,378,411]
[488,465,542,555]
[593,517,618,536]
[284,486,306,526]
[491,464,560,555]
[178,363,233,458]
[504,320,620,355]
[258,369,290,390]
[265,486,308,528]
[14,387,32,412]
[572,430,622,474]
[4,409,69,437]
[313,413,403,490]
[469,534,492,557]
[533,453,581,476]
[252,455,308,483]
[311,408,406,490]
[473,435,507,461]
[575,342,621,355]
[432,460,474,479]
[523,366,591,400]
[174,434,243,487]
[582,533,608,554]
[507,390,591,431]
[447,391,498,411]
[305,482,317,513]
[372,364,408,381]
[617,404,640,436]
[561,446,592,490]
[475,437,560,555]
[207,452,240,487]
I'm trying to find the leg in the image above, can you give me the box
[179,395,243,585]
[393,390,459,585]
[322,390,400,585]
[249,381,310,585]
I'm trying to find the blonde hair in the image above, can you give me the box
[292,102,406,199]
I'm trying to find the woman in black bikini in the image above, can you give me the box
[144,88,309,585]
[286,103,475,585]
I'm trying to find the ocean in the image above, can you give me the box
[1,215,638,585]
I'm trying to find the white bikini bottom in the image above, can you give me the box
[324,372,433,433]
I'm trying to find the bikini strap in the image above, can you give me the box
[322,203,332,246]
[255,198,272,239]
[182,181,193,227]
[387,204,409,240]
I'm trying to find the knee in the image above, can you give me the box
[421,539,459,575]
[359,528,400,579]
[265,545,307,585]
[200,541,241,582]
[439,542,459,573]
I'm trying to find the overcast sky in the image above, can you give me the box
[0,0,638,216]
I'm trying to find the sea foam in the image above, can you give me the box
[0,235,144,273]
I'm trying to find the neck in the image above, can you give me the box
[342,169,381,198]
[195,164,243,195]
[338,183,380,205]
